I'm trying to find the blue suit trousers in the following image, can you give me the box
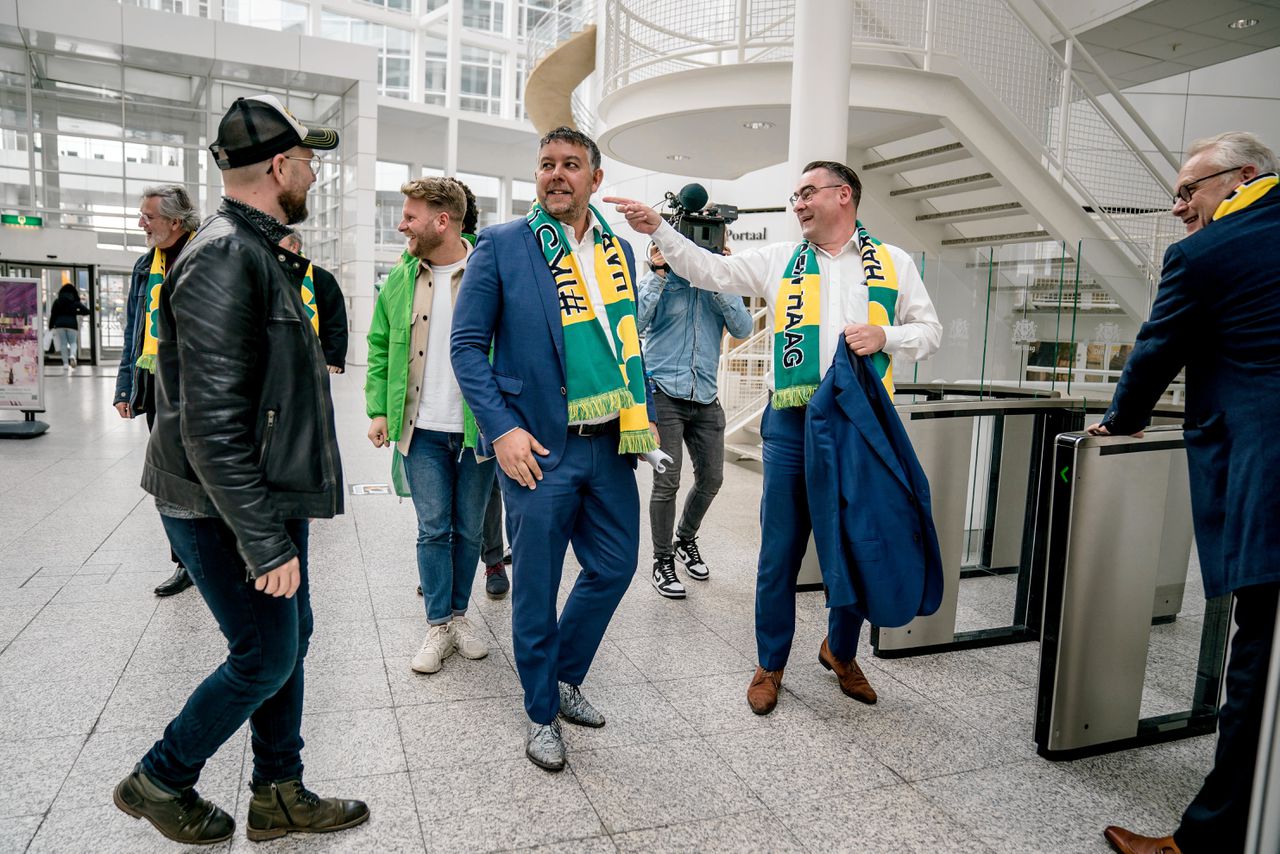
[502,431,639,724]
[757,404,864,671]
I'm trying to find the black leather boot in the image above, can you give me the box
[113,765,234,845]
[154,564,193,597]
[246,778,369,841]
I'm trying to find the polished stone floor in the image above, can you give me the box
[0,365,1214,852]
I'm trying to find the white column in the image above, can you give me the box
[785,0,854,240]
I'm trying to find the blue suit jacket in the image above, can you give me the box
[804,346,944,626]
[1101,185,1280,598]
[450,216,650,469]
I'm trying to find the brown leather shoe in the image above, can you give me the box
[1103,825,1181,854]
[818,637,877,704]
[746,666,784,715]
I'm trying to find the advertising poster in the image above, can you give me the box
[0,277,44,411]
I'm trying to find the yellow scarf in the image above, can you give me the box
[1213,173,1279,221]
[135,246,169,373]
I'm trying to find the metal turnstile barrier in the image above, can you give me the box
[872,398,1083,657]
[1034,428,1230,760]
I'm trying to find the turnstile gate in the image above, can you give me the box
[1034,428,1230,759]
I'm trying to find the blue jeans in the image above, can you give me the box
[51,328,78,363]
[757,403,864,670]
[143,517,311,789]
[403,428,496,625]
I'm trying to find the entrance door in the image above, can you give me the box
[0,262,99,365]
[97,269,131,361]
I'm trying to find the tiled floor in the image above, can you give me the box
[0,365,1214,853]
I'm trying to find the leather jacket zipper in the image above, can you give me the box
[259,409,278,467]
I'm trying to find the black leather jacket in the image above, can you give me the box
[141,200,344,576]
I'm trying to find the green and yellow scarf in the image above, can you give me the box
[1213,172,1278,221]
[526,203,656,454]
[300,262,320,335]
[772,220,899,408]
[135,247,168,373]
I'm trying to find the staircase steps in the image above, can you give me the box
[890,173,999,198]
[862,142,969,172]
[915,202,1024,224]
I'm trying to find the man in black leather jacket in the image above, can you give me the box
[112,94,369,846]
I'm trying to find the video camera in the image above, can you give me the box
[662,183,738,255]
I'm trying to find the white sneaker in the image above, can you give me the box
[410,623,455,673]
[452,615,489,660]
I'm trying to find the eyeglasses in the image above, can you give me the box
[1175,166,1243,203]
[788,184,844,206]
[269,155,323,176]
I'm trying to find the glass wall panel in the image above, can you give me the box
[424,34,447,106]
[463,0,505,33]
[223,0,309,33]
[376,160,409,246]
[458,171,498,229]
[459,45,502,115]
[511,178,534,217]
[319,12,412,99]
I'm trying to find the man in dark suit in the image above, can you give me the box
[451,127,655,772]
[1090,131,1280,854]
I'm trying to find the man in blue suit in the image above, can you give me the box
[451,127,655,772]
[1090,131,1280,854]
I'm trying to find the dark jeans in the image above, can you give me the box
[1175,582,1279,852]
[143,517,311,790]
[649,390,726,558]
[402,428,496,624]
[481,476,504,567]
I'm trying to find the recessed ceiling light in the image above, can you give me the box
[667,154,690,161]
[742,120,775,130]
[1228,18,1259,29]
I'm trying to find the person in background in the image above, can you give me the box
[279,230,348,374]
[48,283,89,373]
[114,184,200,597]
[636,239,753,599]
[366,176,496,675]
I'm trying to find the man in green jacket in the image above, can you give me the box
[366,176,496,674]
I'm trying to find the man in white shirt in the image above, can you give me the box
[366,177,496,676]
[606,160,942,715]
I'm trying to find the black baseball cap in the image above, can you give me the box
[209,94,339,171]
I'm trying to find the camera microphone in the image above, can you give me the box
[676,183,708,214]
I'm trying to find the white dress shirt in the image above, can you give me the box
[650,220,942,385]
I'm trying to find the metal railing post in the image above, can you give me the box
[923,0,935,72]
[1056,38,1072,182]
[737,0,749,63]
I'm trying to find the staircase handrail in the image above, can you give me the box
[600,0,1181,278]
[527,0,595,73]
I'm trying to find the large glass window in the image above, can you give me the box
[514,54,528,120]
[223,0,309,34]
[459,46,503,115]
[376,160,409,246]
[458,171,500,230]
[512,179,534,218]
[319,11,413,99]
[423,35,447,106]
[463,0,505,33]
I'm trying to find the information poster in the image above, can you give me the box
[0,277,44,411]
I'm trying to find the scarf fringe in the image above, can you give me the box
[135,353,157,373]
[618,429,658,454]
[567,388,635,423]
[772,385,816,409]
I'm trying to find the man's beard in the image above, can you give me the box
[279,187,309,225]
[406,229,440,260]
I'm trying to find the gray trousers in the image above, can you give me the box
[649,390,726,558]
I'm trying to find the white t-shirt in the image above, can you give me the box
[415,259,466,433]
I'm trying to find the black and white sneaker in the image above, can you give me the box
[675,538,710,581]
[651,555,686,599]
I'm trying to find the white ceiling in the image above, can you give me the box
[1071,0,1280,90]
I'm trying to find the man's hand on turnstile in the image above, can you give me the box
[1085,422,1145,438]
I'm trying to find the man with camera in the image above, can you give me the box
[605,160,941,715]
[636,240,753,599]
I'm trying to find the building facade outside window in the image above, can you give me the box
[222,0,308,32]
[459,45,503,114]
[320,11,413,99]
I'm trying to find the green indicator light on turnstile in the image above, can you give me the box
[1060,466,1070,483]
